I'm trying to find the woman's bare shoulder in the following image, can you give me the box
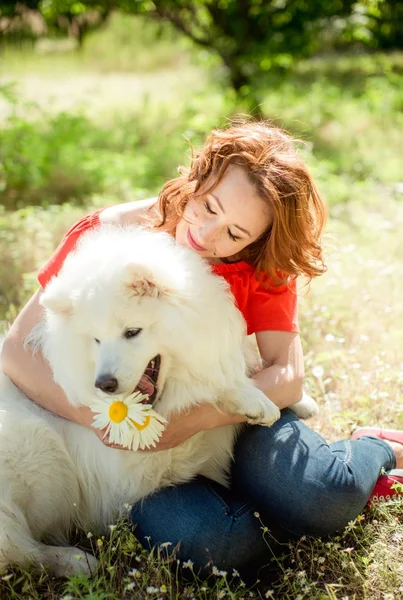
[100,198,158,226]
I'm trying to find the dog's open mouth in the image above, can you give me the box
[133,355,161,404]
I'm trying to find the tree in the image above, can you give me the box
[2,1,402,98]
[126,0,357,95]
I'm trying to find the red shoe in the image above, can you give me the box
[351,427,403,444]
[368,470,403,504]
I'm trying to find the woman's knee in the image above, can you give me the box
[231,417,370,536]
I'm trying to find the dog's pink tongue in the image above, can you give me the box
[136,374,155,398]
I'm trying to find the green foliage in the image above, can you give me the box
[0,204,84,323]
[0,87,222,209]
[258,54,403,205]
[1,52,403,215]
[354,0,403,50]
[1,110,105,207]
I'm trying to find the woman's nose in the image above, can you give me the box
[198,223,217,244]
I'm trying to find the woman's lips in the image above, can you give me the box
[187,228,207,252]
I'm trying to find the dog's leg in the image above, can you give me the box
[0,501,43,574]
[0,502,98,577]
[220,380,281,426]
[0,415,88,576]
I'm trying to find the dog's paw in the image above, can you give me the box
[40,546,99,578]
[242,396,280,426]
[223,384,280,427]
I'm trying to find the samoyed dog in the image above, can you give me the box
[0,225,315,577]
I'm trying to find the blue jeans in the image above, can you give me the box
[129,409,395,573]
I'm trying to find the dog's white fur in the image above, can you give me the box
[0,225,316,577]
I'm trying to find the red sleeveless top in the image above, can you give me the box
[37,209,299,336]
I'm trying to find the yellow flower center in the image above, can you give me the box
[108,401,128,423]
[131,415,151,431]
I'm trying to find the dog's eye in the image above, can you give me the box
[124,328,142,339]
[94,338,100,344]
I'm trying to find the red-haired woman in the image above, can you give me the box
[3,121,402,576]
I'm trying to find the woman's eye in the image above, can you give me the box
[124,328,142,339]
[204,201,216,215]
[228,228,240,242]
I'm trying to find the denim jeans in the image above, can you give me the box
[129,409,395,573]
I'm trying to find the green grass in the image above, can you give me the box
[1,13,403,599]
[0,501,402,598]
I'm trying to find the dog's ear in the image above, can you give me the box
[123,263,168,298]
[40,282,74,316]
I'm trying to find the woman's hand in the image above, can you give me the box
[140,403,247,452]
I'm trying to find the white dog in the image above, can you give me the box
[0,225,315,577]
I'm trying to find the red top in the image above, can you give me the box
[37,209,299,336]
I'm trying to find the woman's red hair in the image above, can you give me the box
[147,120,327,283]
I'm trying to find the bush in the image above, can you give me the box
[0,91,225,209]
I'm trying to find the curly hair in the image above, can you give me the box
[147,119,327,283]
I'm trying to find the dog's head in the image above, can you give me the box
[40,225,248,412]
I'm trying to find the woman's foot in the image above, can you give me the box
[352,427,403,504]
[351,427,403,469]
[385,441,403,469]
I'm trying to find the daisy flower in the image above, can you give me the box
[90,391,167,450]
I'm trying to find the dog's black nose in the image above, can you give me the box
[95,375,118,393]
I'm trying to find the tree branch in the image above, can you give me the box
[152,4,212,49]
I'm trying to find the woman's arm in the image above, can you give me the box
[1,289,94,427]
[141,330,304,451]
[252,330,304,409]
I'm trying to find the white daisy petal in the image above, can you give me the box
[92,414,110,429]
[131,435,140,452]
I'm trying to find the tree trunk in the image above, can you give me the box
[221,54,264,119]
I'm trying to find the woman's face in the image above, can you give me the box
[175,165,272,260]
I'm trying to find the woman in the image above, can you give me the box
[2,120,402,575]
